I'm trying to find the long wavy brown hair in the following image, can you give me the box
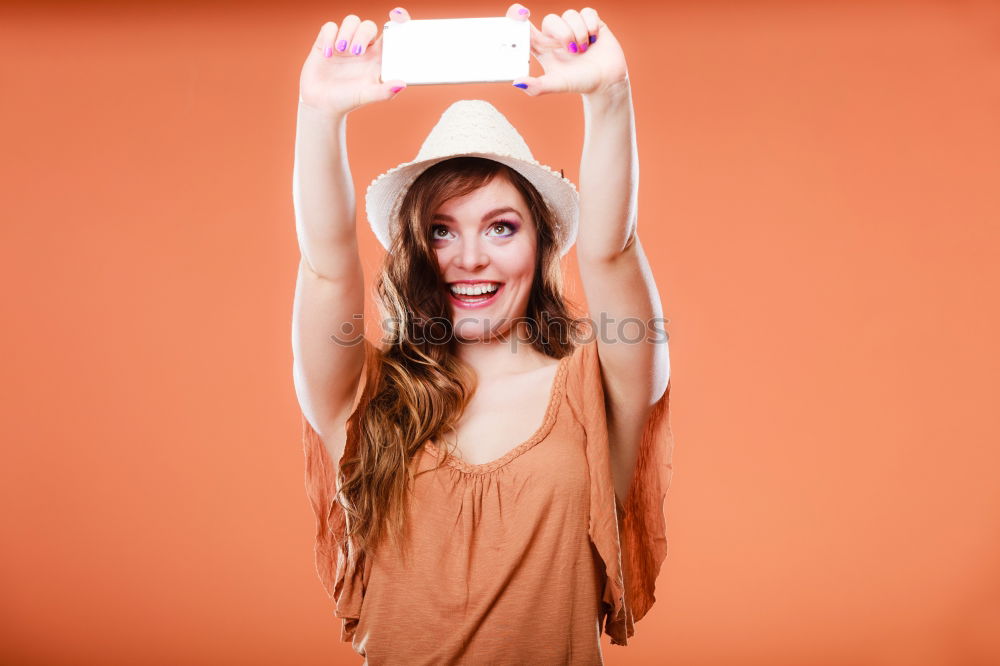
[337,156,587,569]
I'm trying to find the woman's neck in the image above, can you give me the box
[452,321,556,378]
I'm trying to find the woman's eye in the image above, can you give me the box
[490,221,516,236]
[430,225,449,239]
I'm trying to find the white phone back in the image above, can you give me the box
[381,17,530,85]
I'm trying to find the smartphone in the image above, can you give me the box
[380,17,530,85]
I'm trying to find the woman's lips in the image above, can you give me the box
[448,284,503,309]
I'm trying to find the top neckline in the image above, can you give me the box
[423,352,573,475]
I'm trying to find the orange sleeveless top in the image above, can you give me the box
[301,335,674,664]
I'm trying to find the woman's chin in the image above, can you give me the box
[452,318,511,342]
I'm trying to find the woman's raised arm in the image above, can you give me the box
[291,12,408,460]
[511,5,670,504]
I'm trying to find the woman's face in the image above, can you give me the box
[430,174,537,342]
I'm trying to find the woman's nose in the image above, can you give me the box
[455,237,488,270]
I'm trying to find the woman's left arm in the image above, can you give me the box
[579,80,671,505]
[510,4,670,504]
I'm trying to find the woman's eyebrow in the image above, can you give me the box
[432,207,522,222]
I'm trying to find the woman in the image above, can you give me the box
[293,4,674,664]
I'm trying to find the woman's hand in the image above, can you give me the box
[508,4,628,97]
[298,8,411,116]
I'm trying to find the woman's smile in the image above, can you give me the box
[447,281,505,309]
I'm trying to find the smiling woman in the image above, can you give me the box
[292,4,674,663]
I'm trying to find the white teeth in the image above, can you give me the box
[450,283,499,296]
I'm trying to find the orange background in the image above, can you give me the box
[2,1,999,664]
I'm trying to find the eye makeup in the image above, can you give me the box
[489,220,519,236]
[430,219,520,240]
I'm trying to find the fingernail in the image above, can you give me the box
[324,46,333,57]
[568,42,578,53]
[513,82,528,89]
[589,34,597,44]
[393,8,404,13]
[352,44,362,55]
[391,86,404,93]
[580,41,587,52]
[518,7,529,14]
[337,39,347,52]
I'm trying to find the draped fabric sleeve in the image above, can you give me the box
[300,336,378,643]
[566,335,675,646]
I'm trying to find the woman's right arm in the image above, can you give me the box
[292,101,366,459]
[292,11,409,459]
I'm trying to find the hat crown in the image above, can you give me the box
[415,100,535,163]
[364,99,580,257]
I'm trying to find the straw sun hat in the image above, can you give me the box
[364,100,580,256]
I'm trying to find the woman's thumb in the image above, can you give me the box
[356,80,406,109]
[383,79,407,100]
[512,74,568,97]
[511,75,550,97]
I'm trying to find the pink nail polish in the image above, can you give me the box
[518,7,529,14]
[337,39,347,52]
[568,41,578,53]
[323,46,333,57]
[352,44,362,55]
[391,86,404,93]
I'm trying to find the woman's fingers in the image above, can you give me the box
[579,7,601,37]
[313,21,339,58]
[526,20,561,58]
[350,19,378,56]
[540,13,577,54]
[333,14,362,55]
[331,13,388,58]
[533,8,602,57]
[561,9,590,53]
[506,3,530,21]
[315,16,383,59]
